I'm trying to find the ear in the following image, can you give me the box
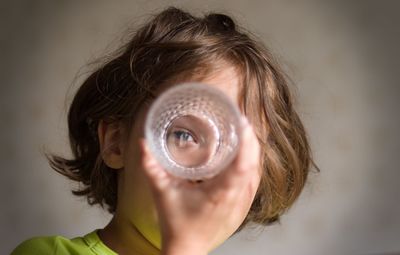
[98,119,125,169]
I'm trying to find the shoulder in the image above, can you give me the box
[10,234,93,255]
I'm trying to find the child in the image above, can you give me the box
[11,6,318,255]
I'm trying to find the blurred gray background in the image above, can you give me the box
[1,1,400,254]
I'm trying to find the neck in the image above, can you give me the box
[98,215,161,255]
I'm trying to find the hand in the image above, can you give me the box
[139,117,261,255]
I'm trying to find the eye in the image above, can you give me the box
[174,130,194,142]
[167,128,198,148]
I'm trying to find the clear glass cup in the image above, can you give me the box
[144,82,242,180]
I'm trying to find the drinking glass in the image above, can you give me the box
[145,82,242,180]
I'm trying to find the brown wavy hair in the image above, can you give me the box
[47,6,319,230]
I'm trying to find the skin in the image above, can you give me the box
[97,64,262,255]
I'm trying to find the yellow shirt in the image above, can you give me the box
[11,229,117,255]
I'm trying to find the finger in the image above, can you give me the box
[206,128,261,215]
[232,117,261,176]
[139,138,171,190]
[205,116,261,191]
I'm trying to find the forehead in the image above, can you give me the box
[156,63,242,107]
[196,65,241,105]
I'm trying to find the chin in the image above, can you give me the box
[144,231,162,250]
[133,218,162,249]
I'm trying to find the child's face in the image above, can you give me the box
[116,65,256,249]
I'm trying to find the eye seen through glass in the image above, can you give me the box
[165,115,218,168]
